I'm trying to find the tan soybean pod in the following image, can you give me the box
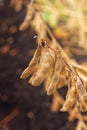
[61,75,77,111]
[29,46,54,86]
[20,45,42,79]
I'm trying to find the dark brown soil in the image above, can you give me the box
[0,1,76,130]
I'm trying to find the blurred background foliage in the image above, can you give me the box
[35,0,87,53]
[33,0,87,65]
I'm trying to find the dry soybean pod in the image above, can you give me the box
[61,75,77,111]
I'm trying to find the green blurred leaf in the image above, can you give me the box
[41,11,58,28]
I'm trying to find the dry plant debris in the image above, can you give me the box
[10,0,87,130]
[0,108,20,129]
[20,1,87,112]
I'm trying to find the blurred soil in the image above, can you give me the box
[0,1,76,130]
